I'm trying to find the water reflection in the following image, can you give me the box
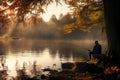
[0,42,7,55]
[0,39,107,78]
[1,39,94,59]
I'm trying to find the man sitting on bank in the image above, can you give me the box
[88,40,102,60]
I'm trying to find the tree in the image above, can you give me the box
[102,0,120,66]
[63,0,104,33]
[0,0,58,34]
[49,14,58,23]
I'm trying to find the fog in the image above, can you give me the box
[3,13,106,41]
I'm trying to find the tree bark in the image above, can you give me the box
[103,0,120,66]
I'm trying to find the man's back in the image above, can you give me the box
[92,44,102,54]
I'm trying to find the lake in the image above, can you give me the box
[0,39,107,77]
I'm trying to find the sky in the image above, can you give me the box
[41,2,71,22]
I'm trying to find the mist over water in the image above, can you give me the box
[0,39,107,67]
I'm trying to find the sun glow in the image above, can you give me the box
[41,2,71,22]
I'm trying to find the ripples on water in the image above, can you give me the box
[0,39,107,78]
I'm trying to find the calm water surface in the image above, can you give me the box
[0,39,107,77]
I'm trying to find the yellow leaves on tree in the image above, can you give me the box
[63,0,104,34]
[64,23,75,34]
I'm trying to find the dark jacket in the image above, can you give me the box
[92,44,102,54]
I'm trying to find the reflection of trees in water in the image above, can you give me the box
[6,40,89,59]
[0,56,42,80]
[0,42,7,55]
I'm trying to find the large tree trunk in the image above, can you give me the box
[103,0,120,66]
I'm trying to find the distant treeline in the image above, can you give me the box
[1,14,106,40]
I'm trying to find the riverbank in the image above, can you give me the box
[0,48,119,80]
[0,60,120,80]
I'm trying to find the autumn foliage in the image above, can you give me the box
[0,0,104,34]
